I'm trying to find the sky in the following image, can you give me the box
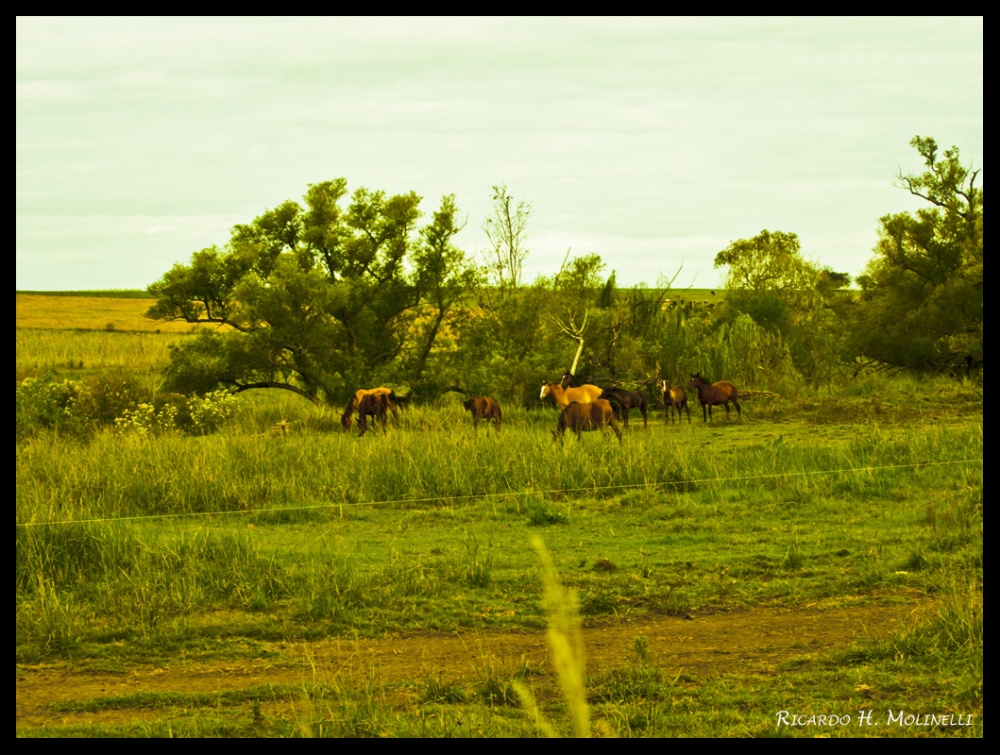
[16,17,983,292]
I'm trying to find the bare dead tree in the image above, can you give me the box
[482,183,531,292]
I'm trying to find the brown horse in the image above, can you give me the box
[463,396,502,432]
[540,381,603,409]
[689,373,741,422]
[661,379,691,424]
[598,387,649,428]
[356,392,391,437]
[342,387,398,431]
[553,399,622,444]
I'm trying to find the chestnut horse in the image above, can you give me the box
[463,396,502,432]
[661,379,691,424]
[689,373,741,422]
[598,387,649,428]
[341,387,398,431]
[356,392,391,436]
[540,381,603,409]
[553,399,622,444]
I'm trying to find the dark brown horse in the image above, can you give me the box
[356,392,391,436]
[661,379,691,424]
[598,387,649,428]
[341,387,398,431]
[689,373,741,422]
[553,399,622,444]
[463,396,502,432]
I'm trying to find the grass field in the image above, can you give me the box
[17,293,202,333]
[15,293,982,737]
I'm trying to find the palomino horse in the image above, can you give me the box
[553,399,622,444]
[355,392,391,437]
[540,381,603,409]
[689,373,741,422]
[598,387,649,428]
[342,387,398,431]
[463,396,502,432]
[661,379,691,424]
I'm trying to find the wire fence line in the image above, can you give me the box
[16,458,981,529]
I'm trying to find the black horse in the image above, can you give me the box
[560,371,594,389]
[598,387,649,429]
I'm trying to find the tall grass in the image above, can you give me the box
[16,365,982,690]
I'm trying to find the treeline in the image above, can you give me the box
[145,137,982,407]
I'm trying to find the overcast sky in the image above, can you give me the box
[16,17,983,292]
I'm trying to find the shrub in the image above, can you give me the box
[16,373,85,441]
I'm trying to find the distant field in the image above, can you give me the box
[16,288,725,333]
[15,289,152,298]
[16,293,200,333]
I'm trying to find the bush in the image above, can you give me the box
[114,388,242,437]
[16,373,86,441]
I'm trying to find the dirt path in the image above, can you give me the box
[16,601,924,730]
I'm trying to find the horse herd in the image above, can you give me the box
[341,373,741,441]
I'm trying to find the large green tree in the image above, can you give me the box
[850,137,983,374]
[147,180,474,403]
[712,229,851,383]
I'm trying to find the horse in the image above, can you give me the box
[355,392,391,436]
[463,396,502,432]
[540,381,603,409]
[661,379,691,424]
[598,387,649,428]
[341,387,398,431]
[689,373,741,422]
[553,399,622,444]
[560,371,594,388]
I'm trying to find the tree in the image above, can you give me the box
[147,181,474,404]
[850,137,983,374]
[715,230,828,330]
[482,183,531,292]
[713,230,852,382]
[547,251,606,377]
[407,195,480,393]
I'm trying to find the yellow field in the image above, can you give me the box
[16,294,201,333]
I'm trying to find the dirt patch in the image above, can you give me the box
[16,600,924,730]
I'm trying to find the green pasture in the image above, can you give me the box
[16,326,982,737]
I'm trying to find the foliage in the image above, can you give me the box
[114,389,242,437]
[16,373,84,440]
[850,136,983,375]
[147,180,475,404]
[16,369,241,441]
[713,229,852,383]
